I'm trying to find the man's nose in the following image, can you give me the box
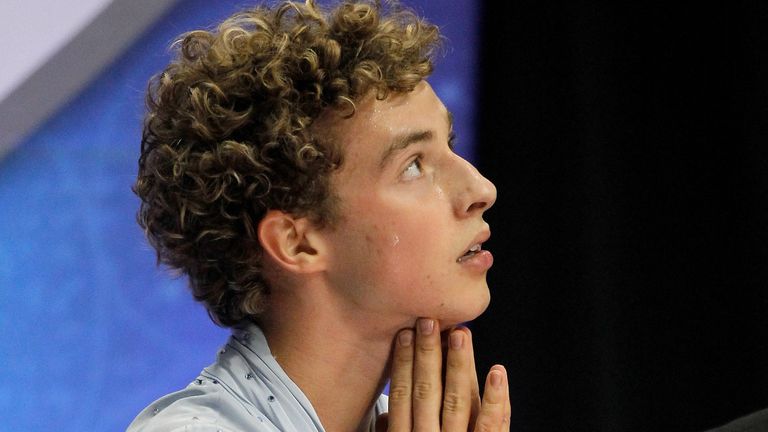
[453,157,497,217]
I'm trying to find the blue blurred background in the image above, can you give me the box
[0,1,479,430]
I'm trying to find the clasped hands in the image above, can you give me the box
[377,318,510,432]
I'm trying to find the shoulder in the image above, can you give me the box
[126,379,281,432]
[704,407,768,432]
[128,422,273,432]
[130,425,239,432]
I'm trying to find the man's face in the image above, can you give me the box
[318,81,497,328]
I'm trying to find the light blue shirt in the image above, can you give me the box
[127,324,388,431]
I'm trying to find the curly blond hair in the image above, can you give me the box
[133,0,441,326]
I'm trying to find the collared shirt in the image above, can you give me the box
[126,324,388,432]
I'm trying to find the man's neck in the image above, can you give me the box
[258,288,410,432]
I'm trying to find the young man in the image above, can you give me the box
[128,1,509,431]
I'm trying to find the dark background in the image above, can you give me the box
[472,2,768,431]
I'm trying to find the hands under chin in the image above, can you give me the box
[376,318,510,432]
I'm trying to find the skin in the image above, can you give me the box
[257,81,508,431]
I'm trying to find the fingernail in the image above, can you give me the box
[398,330,413,347]
[490,370,503,389]
[450,331,463,350]
[418,319,434,335]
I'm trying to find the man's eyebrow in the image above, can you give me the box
[378,110,454,169]
[379,130,433,169]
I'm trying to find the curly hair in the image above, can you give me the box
[133,0,441,327]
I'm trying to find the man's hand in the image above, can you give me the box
[379,318,511,431]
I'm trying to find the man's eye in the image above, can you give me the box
[402,158,423,179]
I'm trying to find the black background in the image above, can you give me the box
[472,2,768,431]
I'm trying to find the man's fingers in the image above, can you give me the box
[386,329,414,432]
[474,365,510,432]
[387,321,507,432]
[412,318,442,430]
[504,376,511,430]
[441,327,473,431]
[464,327,482,428]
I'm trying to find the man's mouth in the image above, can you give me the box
[457,244,482,262]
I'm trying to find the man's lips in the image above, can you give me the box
[457,228,491,262]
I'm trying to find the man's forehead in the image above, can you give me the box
[308,92,398,154]
[310,81,451,175]
[314,82,445,135]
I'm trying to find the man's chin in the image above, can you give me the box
[437,298,491,330]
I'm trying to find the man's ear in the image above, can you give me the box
[257,210,327,273]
